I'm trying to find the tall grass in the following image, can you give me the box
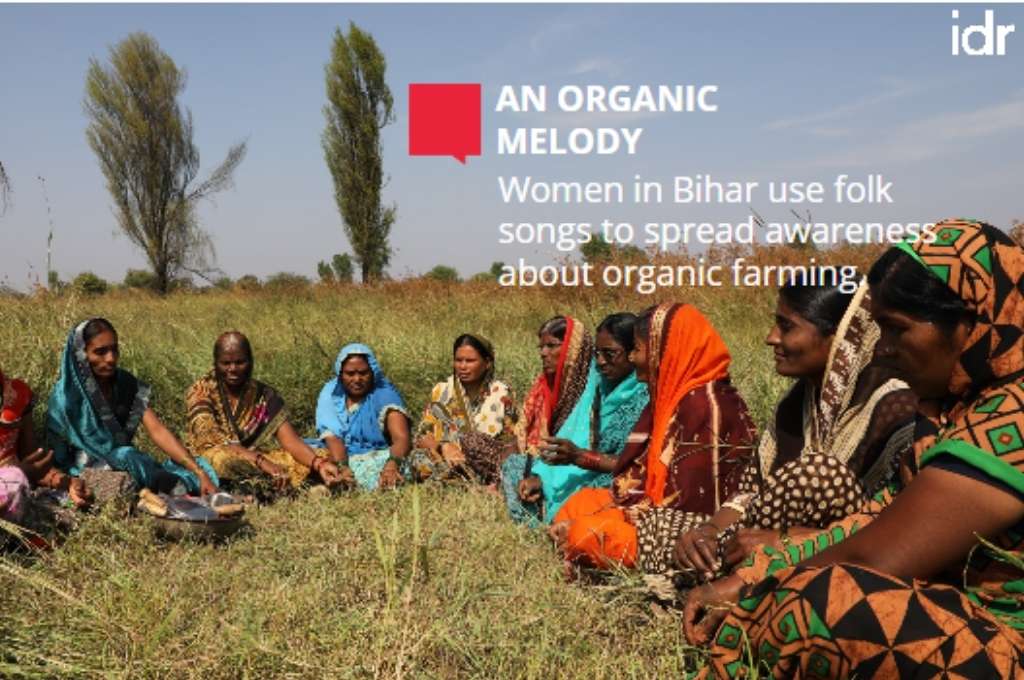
[0,262,877,678]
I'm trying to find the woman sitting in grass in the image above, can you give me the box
[2,366,90,526]
[670,281,917,584]
[502,313,649,525]
[47,318,218,498]
[685,220,1024,678]
[550,303,757,574]
[408,334,519,484]
[499,315,594,524]
[185,332,345,497]
[309,343,411,491]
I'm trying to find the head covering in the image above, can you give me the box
[896,219,1024,400]
[47,319,151,474]
[449,333,496,435]
[1,369,33,428]
[893,220,1024,484]
[757,280,912,493]
[519,316,594,451]
[46,319,217,493]
[1,370,34,464]
[886,219,1024,624]
[643,303,731,505]
[315,343,408,456]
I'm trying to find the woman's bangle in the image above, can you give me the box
[576,451,603,470]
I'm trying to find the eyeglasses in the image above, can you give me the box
[595,348,624,362]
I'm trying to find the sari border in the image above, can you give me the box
[920,439,1024,496]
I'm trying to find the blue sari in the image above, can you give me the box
[47,320,218,494]
[311,343,409,490]
[503,363,649,524]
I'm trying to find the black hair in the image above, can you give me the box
[778,284,854,336]
[867,247,974,335]
[214,331,253,363]
[634,306,657,342]
[341,354,370,370]
[453,334,494,362]
[596,312,638,353]
[538,316,567,340]
[82,318,116,346]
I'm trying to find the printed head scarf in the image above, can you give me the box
[519,316,594,450]
[891,219,1024,621]
[896,219,1024,399]
[757,279,911,484]
[315,343,408,455]
[450,334,496,434]
[892,220,1024,482]
[643,303,731,505]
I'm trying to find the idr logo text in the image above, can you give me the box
[951,9,1015,56]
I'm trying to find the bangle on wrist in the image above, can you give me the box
[576,451,602,470]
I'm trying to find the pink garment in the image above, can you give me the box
[0,466,29,521]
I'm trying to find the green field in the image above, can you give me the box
[0,272,856,679]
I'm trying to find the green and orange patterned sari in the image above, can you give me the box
[699,220,1024,678]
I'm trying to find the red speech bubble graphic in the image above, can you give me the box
[409,83,481,164]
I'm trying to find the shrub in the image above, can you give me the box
[424,265,460,283]
[123,269,157,290]
[317,261,335,283]
[264,272,311,290]
[72,271,109,296]
[331,253,354,283]
[235,274,261,291]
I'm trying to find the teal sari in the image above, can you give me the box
[503,363,649,524]
[47,320,217,495]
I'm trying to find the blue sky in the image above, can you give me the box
[1,3,1022,288]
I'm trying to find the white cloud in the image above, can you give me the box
[764,79,924,131]
[567,57,624,78]
[809,96,1024,167]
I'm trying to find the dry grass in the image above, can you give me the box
[0,254,881,678]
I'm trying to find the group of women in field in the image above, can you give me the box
[4,218,1024,677]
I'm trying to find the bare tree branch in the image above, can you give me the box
[0,161,11,215]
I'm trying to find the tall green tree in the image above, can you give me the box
[84,32,246,294]
[322,23,396,283]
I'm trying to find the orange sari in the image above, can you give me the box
[554,303,755,568]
